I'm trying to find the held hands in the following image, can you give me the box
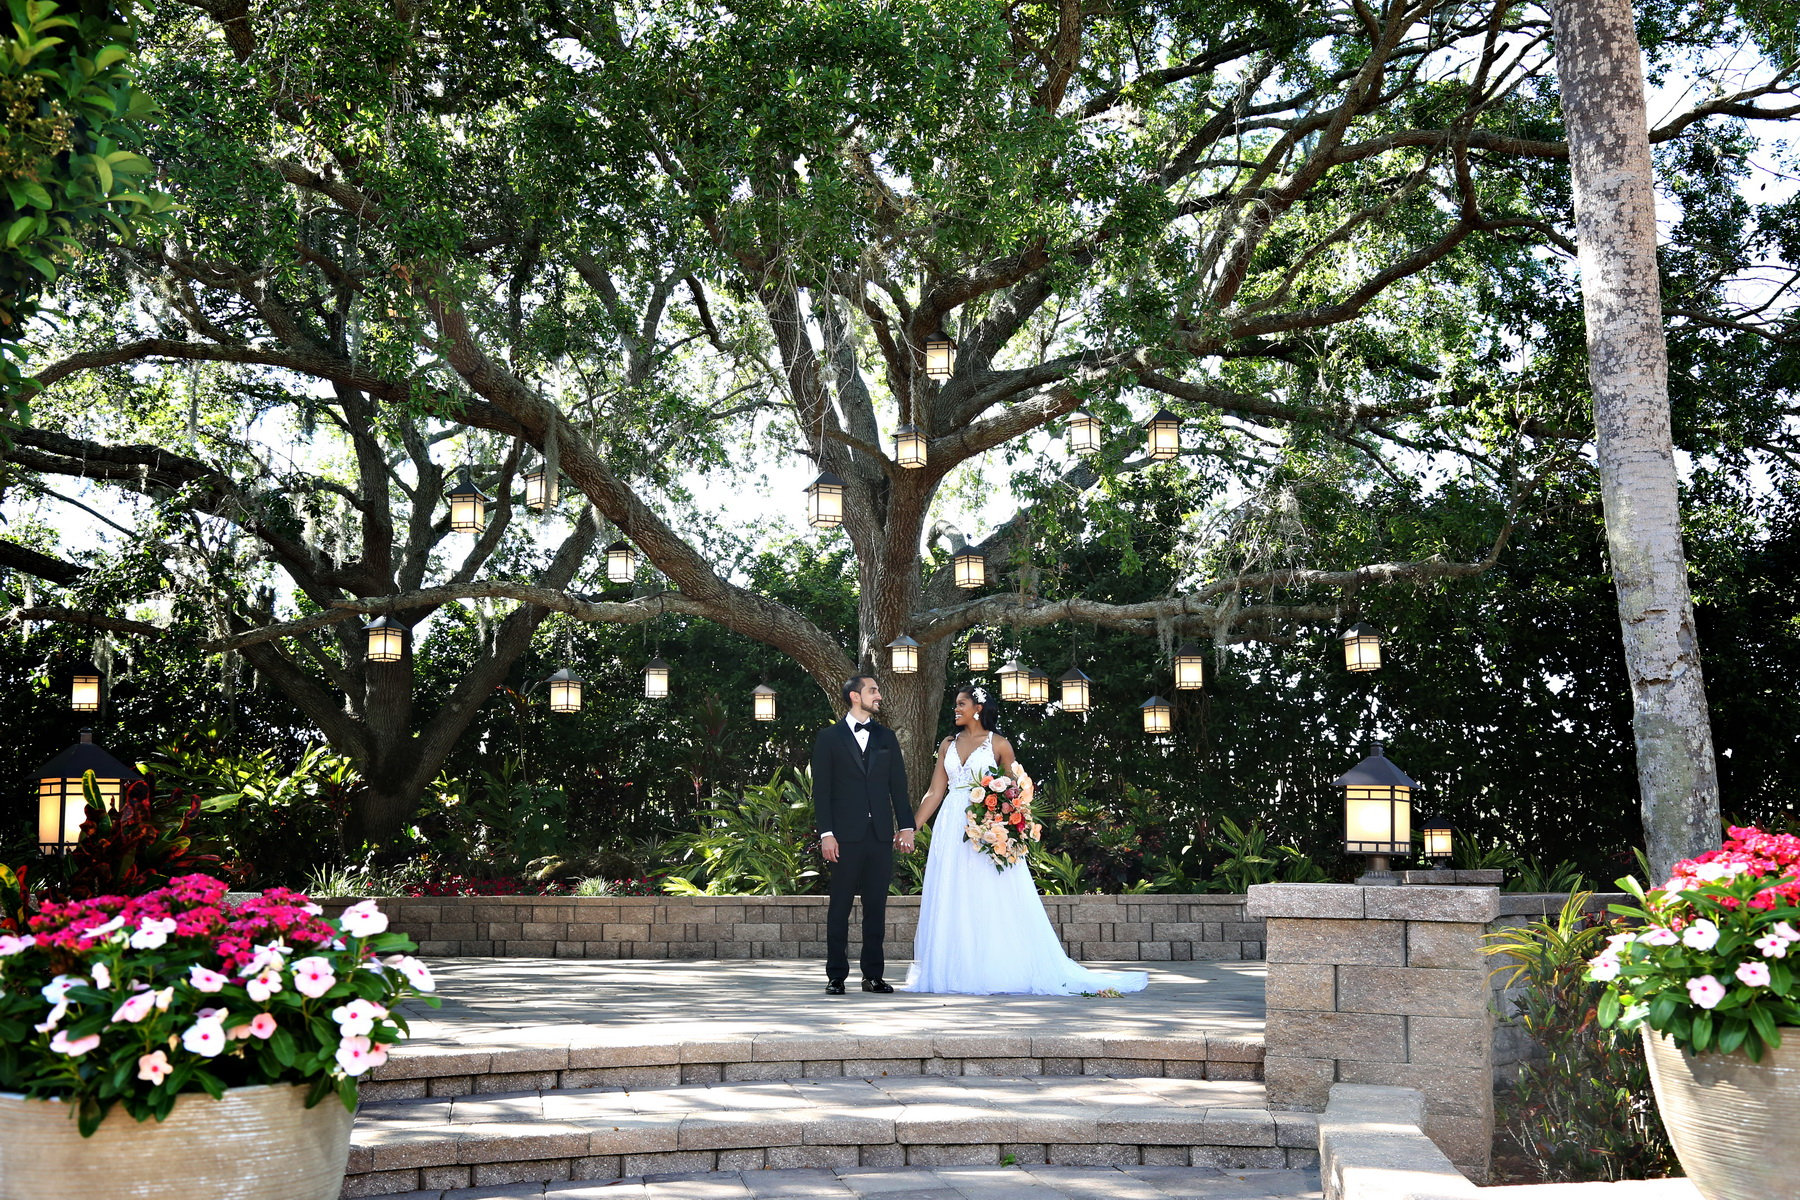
[893,828,916,854]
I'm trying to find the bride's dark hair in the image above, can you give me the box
[955,685,1001,732]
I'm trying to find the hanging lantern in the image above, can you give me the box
[1145,409,1182,461]
[1420,814,1455,864]
[924,330,956,381]
[547,668,583,713]
[998,659,1031,703]
[805,472,846,529]
[1068,409,1102,456]
[752,683,778,722]
[606,540,637,584]
[1174,642,1205,691]
[1336,742,1415,883]
[447,466,491,533]
[643,658,671,699]
[523,464,558,512]
[1140,695,1173,734]
[1059,667,1091,713]
[70,661,101,712]
[967,633,991,674]
[953,551,987,590]
[888,634,920,674]
[364,616,407,663]
[1342,623,1384,673]
[1028,668,1050,705]
[36,729,142,855]
[895,424,928,469]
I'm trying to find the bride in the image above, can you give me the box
[902,685,1150,996]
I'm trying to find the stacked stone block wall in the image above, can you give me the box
[320,893,1262,961]
[1247,883,1495,1184]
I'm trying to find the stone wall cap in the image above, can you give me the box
[1245,883,1366,919]
[1362,886,1499,923]
[1321,1083,1479,1200]
[1494,891,1629,919]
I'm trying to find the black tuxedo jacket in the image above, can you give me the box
[811,720,912,844]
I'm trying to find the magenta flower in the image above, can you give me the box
[1686,974,1728,1009]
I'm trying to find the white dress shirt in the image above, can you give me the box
[822,714,911,837]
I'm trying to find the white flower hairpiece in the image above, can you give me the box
[970,686,989,704]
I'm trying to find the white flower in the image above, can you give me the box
[967,785,986,804]
[334,1036,375,1076]
[80,915,126,941]
[384,955,436,993]
[129,917,178,950]
[1686,974,1727,1009]
[1776,921,1800,942]
[1756,933,1790,959]
[189,965,230,993]
[90,963,111,990]
[42,975,83,1004]
[303,903,324,916]
[1639,927,1680,946]
[152,987,174,1011]
[238,942,289,978]
[292,957,337,999]
[1589,955,1621,982]
[35,1000,69,1034]
[330,998,388,1037]
[338,901,389,939]
[245,969,282,1003]
[181,1018,227,1057]
[0,933,34,957]
[112,991,157,1024]
[1737,961,1772,988]
[49,1030,101,1057]
[1682,920,1720,951]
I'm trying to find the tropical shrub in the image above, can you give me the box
[1205,816,1329,894]
[58,776,220,901]
[660,771,822,896]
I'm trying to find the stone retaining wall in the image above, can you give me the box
[323,893,1262,962]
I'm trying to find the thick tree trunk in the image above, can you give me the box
[1550,0,1720,883]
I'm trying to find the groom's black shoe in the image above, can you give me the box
[862,979,894,993]
[825,980,847,995]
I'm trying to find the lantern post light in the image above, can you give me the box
[888,634,921,674]
[36,729,142,855]
[924,330,956,380]
[1140,695,1173,734]
[364,616,407,663]
[1419,815,1455,866]
[446,466,491,533]
[953,551,986,590]
[1335,742,1415,885]
[752,683,778,722]
[805,472,846,529]
[547,668,584,713]
[1058,666,1091,713]
[895,425,928,469]
[523,464,558,512]
[1068,409,1101,456]
[998,659,1031,702]
[1145,409,1182,462]
[1174,642,1205,691]
[643,658,671,699]
[967,633,991,674]
[1028,668,1050,705]
[70,661,101,712]
[1342,623,1384,673]
[605,540,637,584]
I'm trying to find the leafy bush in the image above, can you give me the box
[1205,816,1329,894]
[1485,892,1676,1183]
[569,876,660,897]
[1508,856,1590,894]
[1030,846,1090,895]
[660,771,822,896]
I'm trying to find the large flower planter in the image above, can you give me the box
[1643,1027,1800,1200]
[0,1082,353,1200]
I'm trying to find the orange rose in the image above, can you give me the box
[985,796,998,809]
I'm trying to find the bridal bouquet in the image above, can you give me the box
[963,765,1041,871]
[0,874,439,1134]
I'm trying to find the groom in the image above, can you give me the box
[811,675,914,995]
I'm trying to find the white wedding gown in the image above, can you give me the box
[902,733,1150,996]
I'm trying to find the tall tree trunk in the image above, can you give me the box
[1550,0,1720,883]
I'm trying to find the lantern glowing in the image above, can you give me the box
[895,425,928,469]
[644,658,670,699]
[71,661,101,712]
[1069,409,1101,456]
[447,466,491,533]
[524,465,558,512]
[1145,409,1182,462]
[606,540,637,584]
[364,616,406,663]
[953,551,987,590]
[1420,815,1455,863]
[1059,667,1091,713]
[1028,669,1050,705]
[806,472,846,529]
[1342,624,1383,673]
[998,659,1031,703]
[924,330,956,381]
[1174,642,1205,691]
[752,683,778,722]
[888,634,920,674]
[36,730,140,854]
[1336,743,1415,882]
[1140,695,1173,734]
[547,668,584,713]
[967,634,991,674]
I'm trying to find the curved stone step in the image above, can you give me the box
[343,1074,1316,1198]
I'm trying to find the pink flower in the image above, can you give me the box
[1589,954,1622,982]
[1737,961,1772,988]
[1755,933,1790,958]
[330,998,388,1037]
[245,969,282,1002]
[248,1013,278,1039]
[1687,974,1728,1009]
[188,965,230,993]
[181,1019,226,1057]
[0,933,36,957]
[338,901,389,939]
[111,991,157,1024]
[1639,926,1680,947]
[291,957,336,998]
[366,1042,390,1068]
[137,1050,172,1084]
[228,1024,253,1040]
[334,1036,375,1076]
[384,955,435,993]
[49,1029,102,1057]
[1682,919,1720,951]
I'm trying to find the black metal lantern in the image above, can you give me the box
[1059,666,1091,713]
[1342,623,1383,673]
[887,634,920,674]
[895,424,928,469]
[1145,409,1182,462]
[523,464,558,512]
[998,659,1031,703]
[967,633,991,674]
[36,729,142,855]
[1140,695,1173,734]
[1174,642,1204,691]
[805,472,846,529]
[1068,409,1101,456]
[953,551,986,590]
[752,682,778,722]
[364,616,407,663]
[447,466,491,533]
[924,330,956,380]
[1420,815,1455,864]
[605,540,637,584]
[547,667,583,713]
[70,661,101,712]
[1335,742,1415,884]
[643,658,670,699]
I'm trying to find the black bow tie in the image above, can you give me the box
[852,721,871,733]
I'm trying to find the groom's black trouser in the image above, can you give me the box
[825,829,894,983]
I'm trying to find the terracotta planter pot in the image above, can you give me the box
[1644,1027,1800,1200]
[0,1082,353,1200]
